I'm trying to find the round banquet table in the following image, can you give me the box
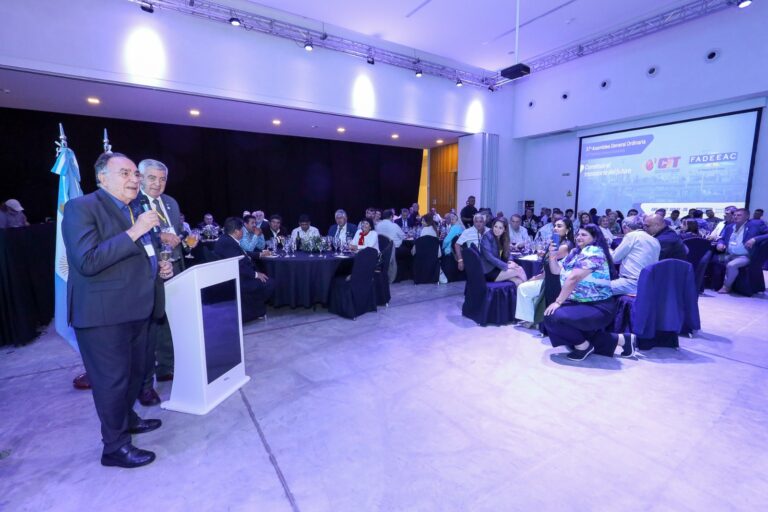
[258,251,355,308]
[513,255,544,280]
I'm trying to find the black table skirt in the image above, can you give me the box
[258,252,354,308]
[514,256,543,280]
[0,224,56,346]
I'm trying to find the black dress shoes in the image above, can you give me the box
[72,372,91,390]
[101,443,156,468]
[129,418,162,435]
[139,388,161,406]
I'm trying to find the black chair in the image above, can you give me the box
[412,236,441,284]
[461,247,517,326]
[683,238,713,293]
[612,259,700,350]
[374,238,393,306]
[328,247,378,319]
[709,238,768,296]
[440,234,466,282]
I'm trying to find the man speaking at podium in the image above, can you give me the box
[62,152,173,468]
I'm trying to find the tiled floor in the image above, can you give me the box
[1,280,767,512]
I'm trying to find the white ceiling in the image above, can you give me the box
[245,0,695,70]
[0,68,464,149]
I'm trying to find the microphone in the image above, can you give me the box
[138,195,160,233]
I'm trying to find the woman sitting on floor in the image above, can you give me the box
[479,217,527,285]
[542,223,635,361]
[515,217,574,329]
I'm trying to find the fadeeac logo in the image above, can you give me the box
[689,152,737,164]
[645,156,681,171]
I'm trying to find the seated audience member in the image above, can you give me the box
[429,208,443,224]
[178,213,191,235]
[539,207,550,225]
[643,214,687,260]
[460,195,478,228]
[242,210,251,218]
[589,208,599,224]
[509,214,531,249]
[0,199,29,228]
[564,209,575,223]
[454,213,487,272]
[689,209,709,231]
[241,214,266,254]
[442,213,464,256]
[680,220,703,240]
[375,209,406,281]
[413,213,442,258]
[350,219,379,252]
[598,216,615,244]
[543,224,629,361]
[197,212,219,230]
[290,214,321,249]
[608,212,622,236]
[708,206,736,240]
[574,211,591,232]
[516,218,574,327]
[252,210,269,231]
[615,210,625,222]
[627,208,639,217]
[408,203,421,226]
[536,212,563,242]
[479,217,527,285]
[264,214,288,244]
[396,208,416,230]
[668,209,682,232]
[373,209,383,226]
[715,208,768,293]
[705,209,722,231]
[214,217,275,321]
[328,209,357,244]
[610,215,660,295]
[754,208,765,224]
[655,208,673,228]
[522,208,539,237]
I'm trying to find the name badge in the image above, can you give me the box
[144,243,156,258]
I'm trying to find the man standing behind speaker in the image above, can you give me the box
[138,159,183,406]
[63,152,173,468]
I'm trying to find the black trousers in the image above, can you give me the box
[543,298,618,356]
[75,319,148,454]
[142,314,174,391]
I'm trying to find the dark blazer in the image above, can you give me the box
[141,191,185,263]
[395,218,415,230]
[213,234,256,284]
[62,188,156,328]
[263,226,289,241]
[654,226,687,261]
[256,219,270,232]
[328,222,357,239]
[479,230,508,274]
[718,220,768,255]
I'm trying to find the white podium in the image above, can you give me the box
[161,256,250,415]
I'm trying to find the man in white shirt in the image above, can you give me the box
[375,209,406,282]
[509,214,531,248]
[708,206,736,240]
[455,213,488,272]
[429,208,443,224]
[290,215,320,249]
[610,215,661,295]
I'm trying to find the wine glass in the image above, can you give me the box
[160,243,173,263]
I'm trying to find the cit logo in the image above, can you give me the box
[645,157,681,171]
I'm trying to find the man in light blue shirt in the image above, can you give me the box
[241,214,265,253]
[610,215,660,295]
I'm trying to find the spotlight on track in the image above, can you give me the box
[737,0,752,7]
[304,40,313,51]
[229,17,242,26]
[139,2,154,13]
[456,79,463,87]
[367,56,375,65]
[415,69,423,77]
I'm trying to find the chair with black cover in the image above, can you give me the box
[461,247,517,326]
[328,247,379,319]
[412,236,441,284]
[440,234,466,282]
[708,238,768,296]
[683,237,713,293]
[612,259,700,350]
[374,238,393,306]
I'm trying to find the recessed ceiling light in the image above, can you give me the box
[436,139,444,144]
[86,97,100,105]
[391,133,399,139]
[337,127,346,133]
[189,109,200,116]
[272,119,281,126]
[737,0,752,8]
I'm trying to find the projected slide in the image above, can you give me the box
[577,109,760,216]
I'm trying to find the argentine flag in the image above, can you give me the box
[51,146,83,351]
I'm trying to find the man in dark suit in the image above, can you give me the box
[715,208,768,293]
[62,152,172,468]
[327,209,357,243]
[252,210,270,232]
[214,217,276,322]
[395,208,415,230]
[263,214,289,247]
[643,214,687,261]
[137,158,185,406]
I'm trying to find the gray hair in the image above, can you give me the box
[335,209,348,218]
[94,151,128,183]
[472,212,486,222]
[622,215,644,231]
[138,159,169,176]
[444,212,456,223]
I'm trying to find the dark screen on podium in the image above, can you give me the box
[200,279,241,383]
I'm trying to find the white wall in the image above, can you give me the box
[507,1,768,212]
